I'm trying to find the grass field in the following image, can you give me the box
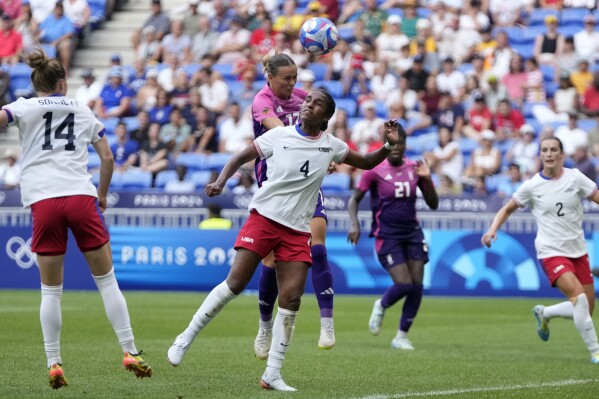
[1,290,598,399]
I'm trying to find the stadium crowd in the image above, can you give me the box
[2,0,599,196]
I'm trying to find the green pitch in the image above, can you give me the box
[1,290,598,399]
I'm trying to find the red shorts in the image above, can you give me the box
[539,254,593,286]
[234,210,312,264]
[31,195,110,255]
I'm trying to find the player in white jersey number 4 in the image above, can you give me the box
[482,136,599,364]
[167,89,404,391]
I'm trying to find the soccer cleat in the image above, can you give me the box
[260,374,297,392]
[123,351,152,378]
[391,336,415,350]
[168,335,191,366]
[369,299,385,335]
[318,317,336,349]
[48,364,68,390]
[592,353,599,364]
[254,326,272,360]
[532,305,550,342]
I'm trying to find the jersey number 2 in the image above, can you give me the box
[42,112,76,151]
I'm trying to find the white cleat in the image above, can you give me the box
[260,374,297,392]
[318,317,336,349]
[391,336,415,350]
[592,352,599,364]
[254,325,272,360]
[167,334,191,366]
[369,299,385,335]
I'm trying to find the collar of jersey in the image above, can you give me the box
[47,93,63,97]
[295,124,322,140]
[539,168,564,180]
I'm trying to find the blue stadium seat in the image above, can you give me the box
[458,63,473,74]
[529,9,559,26]
[419,132,439,153]
[88,0,106,29]
[99,117,119,135]
[557,25,582,38]
[388,8,404,18]
[406,136,423,154]
[521,27,545,44]
[189,170,213,187]
[121,116,139,133]
[315,80,343,98]
[307,63,328,81]
[458,138,479,157]
[252,80,267,91]
[93,170,123,188]
[545,81,558,98]
[485,174,509,194]
[375,100,387,118]
[121,170,153,189]
[8,63,34,100]
[561,8,590,27]
[206,153,233,171]
[154,170,178,188]
[321,173,350,192]
[212,63,235,80]
[227,80,244,97]
[337,26,354,41]
[578,118,596,131]
[521,102,547,119]
[40,43,57,58]
[176,153,208,171]
[183,63,202,78]
[87,152,101,170]
[511,44,534,59]
[347,116,361,130]
[335,98,357,116]
[495,27,523,44]
[416,7,432,18]
[540,64,555,83]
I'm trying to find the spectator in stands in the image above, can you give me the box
[564,0,595,8]
[572,145,597,182]
[539,0,564,9]
[199,203,233,229]
[505,124,539,177]
[502,53,527,105]
[392,44,413,76]
[63,0,90,41]
[181,0,200,38]
[14,2,35,54]
[424,126,464,191]
[352,100,385,153]
[1,0,23,20]
[249,16,277,61]
[375,14,408,64]
[130,110,151,145]
[557,37,580,79]
[574,15,599,63]
[464,129,501,179]
[190,106,217,154]
[414,37,440,74]
[419,75,441,115]
[459,0,489,35]
[489,0,522,27]
[297,69,315,92]
[462,74,482,111]
[436,56,466,101]
[587,116,599,156]
[135,69,160,112]
[159,107,191,153]
[410,18,436,55]
[159,19,192,65]
[191,15,218,63]
[463,91,492,140]
[405,54,429,93]
[533,71,577,124]
[466,53,491,91]
[218,102,254,154]
[359,0,387,38]
[197,67,229,117]
[431,91,465,138]
[554,112,588,156]
[94,66,132,119]
[483,75,507,113]
[149,89,174,125]
[578,71,599,120]
[75,68,102,109]
[212,15,250,64]
[246,1,270,31]
[325,39,351,81]
[170,69,191,109]
[232,171,258,194]
[164,164,195,193]
[273,0,305,35]
[0,14,22,65]
[229,67,259,115]
[111,122,139,172]
[137,25,161,62]
[534,14,564,66]
[496,162,524,198]
[182,89,202,130]
[156,54,179,92]
[0,68,8,108]
[131,0,170,49]
[139,122,169,177]
[38,2,75,73]
[385,75,418,113]
[0,148,20,189]
[494,98,525,141]
[570,58,593,95]
[368,61,396,102]
[29,0,57,24]
[210,0,233,33]
[318,0,339,22]
[437,174,462,196]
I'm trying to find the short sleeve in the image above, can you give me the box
[329,135,349,164]
[252,91,278,125]
[254,127,281,160]
[89,110,105,143]
[512,179,532,208]
[573,168,598,198]
[2,98,26,124]
[356,169,376,193]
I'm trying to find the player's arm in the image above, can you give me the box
[416,160,439,210]
[590,189,599,205]
[481,199,519,248]
[0,109,9,127]
[91,136,114,213]
[262,117,285,130]
[206,143,259,197]
[347,188,366,244]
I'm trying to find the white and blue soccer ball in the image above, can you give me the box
[299,17,339,56]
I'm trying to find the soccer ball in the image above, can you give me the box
[299,17,339,56]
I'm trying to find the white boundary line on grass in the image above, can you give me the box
[351,378,599,399]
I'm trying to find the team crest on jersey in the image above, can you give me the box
[262,107,270,115]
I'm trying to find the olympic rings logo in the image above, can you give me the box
[6,236,38,269]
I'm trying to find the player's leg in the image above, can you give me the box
[31,199,69,389]
[310,214,336,350]
[254,252,277,360]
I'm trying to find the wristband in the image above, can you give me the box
[384,142,397,150]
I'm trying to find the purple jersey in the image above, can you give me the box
[356,158,424,239]
[252,84,307,185]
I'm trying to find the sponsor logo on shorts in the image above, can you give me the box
[241,236,254,244]
[386,254,393,265]
[553,264,565,274]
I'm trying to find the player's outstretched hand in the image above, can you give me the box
[383,119,403,146]
[347,224,361,245]
[481,230,496,248]
[205,181,224,197]
[415,158,431,178]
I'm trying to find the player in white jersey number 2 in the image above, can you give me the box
[482,136,599,364]
[167,89,404,392]
[0,50,152,389]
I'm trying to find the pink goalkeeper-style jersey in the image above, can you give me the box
[252,84,307,185]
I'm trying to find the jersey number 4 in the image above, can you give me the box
[42,112,76,151]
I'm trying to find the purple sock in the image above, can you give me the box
[381,283,413,308]
[400,284,423,333]
[311,244,334,318]
[258,264,278,322]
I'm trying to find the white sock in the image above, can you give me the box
[543,301,573,319]
[183,281,237,342]
[572,293,599,355]
[265,307,298,378]
[40,284,63,368]
[260,318,273,331]
[93,268,137,354]
[396,330,408,339]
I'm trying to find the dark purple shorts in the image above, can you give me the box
[313,189,328,221]
[375,230,429,270]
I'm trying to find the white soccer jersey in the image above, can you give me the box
[512,168,597,259]
[251,125,349,232]
[2,96,105,207]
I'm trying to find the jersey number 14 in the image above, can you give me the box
[42,112,76,151]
